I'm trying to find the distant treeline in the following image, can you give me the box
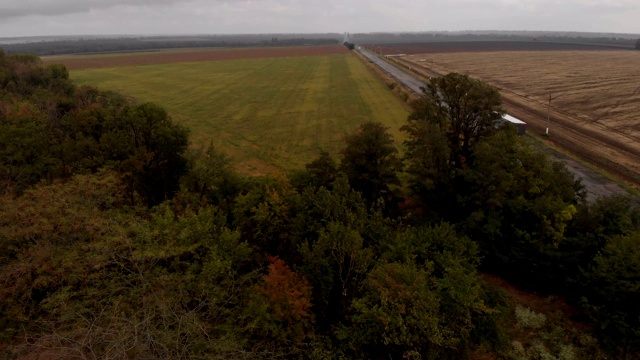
[2,32,637,55]
[0,35,341,56]
[352,31,638,48]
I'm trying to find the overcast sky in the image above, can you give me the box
[0,0,639,37]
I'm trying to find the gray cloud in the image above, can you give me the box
[0,0,182,20]
[0,0,638,37]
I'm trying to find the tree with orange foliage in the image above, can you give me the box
[255,256,314,344]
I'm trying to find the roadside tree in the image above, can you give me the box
[403,73,503,218]
[462,130,581,284]
[407,72,503,168]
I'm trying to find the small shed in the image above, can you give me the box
[500,114,527,136]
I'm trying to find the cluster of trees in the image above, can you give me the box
[343,41,356,50]
[1,51,639,359]
[0,50,189,205]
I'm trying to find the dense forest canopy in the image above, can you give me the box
[1,50,639,359]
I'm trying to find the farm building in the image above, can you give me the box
[500,114,527,135]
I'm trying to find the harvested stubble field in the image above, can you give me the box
[371,41,627,55]
[66,47,409,175]
[396,49,640,185]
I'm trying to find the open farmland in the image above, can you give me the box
[45,45,349,70]
[370,41,629,55]
[394,49,640,185]
[68,48,410,175]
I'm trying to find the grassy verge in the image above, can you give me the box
[527,134,640,197]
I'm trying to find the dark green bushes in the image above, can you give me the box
[1,59,638,359]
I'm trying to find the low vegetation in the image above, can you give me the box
[1,50,639,359]
[515,306,547,329]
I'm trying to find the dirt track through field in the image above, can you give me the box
[44,46,349,70]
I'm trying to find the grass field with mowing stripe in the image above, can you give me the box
[71,53,410,175]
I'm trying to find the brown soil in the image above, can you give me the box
[43,45,350,70]
[371,41,630,55]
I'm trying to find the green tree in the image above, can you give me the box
[0,49,9,88]
[0,102,53,194]
[289,150,340,192]
[560,194,640,288]
[112,102,189,206]
[402,73,504,218]
[178,143,239,213]
[378,224,487,356]
[408,72,503,168]
[232,177,297,258]
[401,117,452,215]
[299,221,375,323]
[340,121,402,209]
[288,176,374,255]
[305,150,339,190]
[343,224,489,359]
[344,261,441,358]
[582,233,640,354]
[0,55,76,193]
[462,130,581,284]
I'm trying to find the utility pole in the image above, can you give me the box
[546,93,561,135]
[546,94,551,135]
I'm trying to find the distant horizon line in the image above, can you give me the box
[2,29,639,41]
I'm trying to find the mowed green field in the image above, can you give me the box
[71,53,410,175]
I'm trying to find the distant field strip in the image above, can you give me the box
[71,53,409,175]
[46,46,348,70]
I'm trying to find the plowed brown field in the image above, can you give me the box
[395,50,640,186]
[369,41,627,55]
[44,45,349,70]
